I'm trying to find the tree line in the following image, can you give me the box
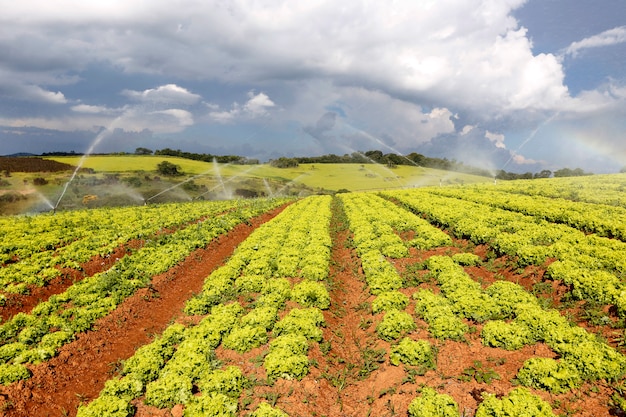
[38,148,592,179]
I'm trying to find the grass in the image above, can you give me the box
[48,156,493,191]
[1,156,493,215]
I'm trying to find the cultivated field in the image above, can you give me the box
[1,174,626,416]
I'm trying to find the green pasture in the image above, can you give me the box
[47,156,493,191]
[0,155,496,214]
[47,155,212,175]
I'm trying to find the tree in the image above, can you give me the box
[364,150,384,163]
[135,147,153,155]
[156,161,183,176]
[270,157,299,168]
[534,170,552,179]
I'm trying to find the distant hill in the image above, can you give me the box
[4,152,36,157]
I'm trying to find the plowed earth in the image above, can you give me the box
[1,198,624,417]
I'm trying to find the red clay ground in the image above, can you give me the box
[1,198,624,416]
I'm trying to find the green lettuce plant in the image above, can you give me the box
[481,320,535,350]
[371,291,409,313]
[291,280,331,309]
[389,337,435,369]
[251,402,289,417]
[376,310,416,341]
[476,388,556,417]
[516,357,581,393]
[408,387,458,417]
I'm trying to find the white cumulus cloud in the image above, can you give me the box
[563,26,626,58]
[122,84,201,105]
[209,91,276,123]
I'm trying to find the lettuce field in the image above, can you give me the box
[2,174,626,416]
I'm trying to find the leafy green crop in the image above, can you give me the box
[251,402,289,417]
[408,387,459,417]
[389,337,435,369]
[291,280,331,309]
[183,392,238,417]
[76,395,134,417]
[481,320,535,350]
[376,310,416,341]
[475,388,556,417]
[0,363,30,385]
[413,289,468,340]
[145,372,193,408]
[196,366,245,398]
[264,334,311,381]
[222,325,268,353]
[516,357,581,393]
[273,308,325,342]
[371,290,409,313]
[451,252,481,266]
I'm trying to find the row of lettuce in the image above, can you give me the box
[80,192,626,416]
[429,184,626,241]
[339,193,621,416]
[78,195,334,417]
[383,188,626,317]
[0,199,270,296]
[0,197,290,386]
[6,186,626,415]
[492,173,626,208]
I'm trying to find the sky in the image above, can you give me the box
[1,0,625,173]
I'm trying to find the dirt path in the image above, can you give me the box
[0,205,287,417]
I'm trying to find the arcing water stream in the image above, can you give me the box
[53,125,115,212]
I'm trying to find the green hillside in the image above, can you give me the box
[0,155,493,215]
[47,155,492,190]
